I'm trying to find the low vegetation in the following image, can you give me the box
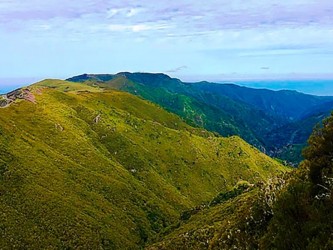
[0,80,287,249]
[148,113,333,249]
[68,72,333,165]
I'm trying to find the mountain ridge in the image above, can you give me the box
[0,79,287,249]
[67,72,333,164]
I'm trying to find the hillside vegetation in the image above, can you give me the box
[148,113,333,249]
[68,73,277,149]
[68,73,333,164]
[0,80,286,249]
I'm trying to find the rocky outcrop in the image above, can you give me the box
[94,114,101,124]
[0,88,36,108]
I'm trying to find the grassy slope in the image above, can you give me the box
[0,80,286,248]
[147,115,333,250]
[147,188,262,250]
[80,76,266,147]
[68,73,333,165]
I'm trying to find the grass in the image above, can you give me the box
[33,79,103,93]
[0,80,288,249]
[147,188,264,249]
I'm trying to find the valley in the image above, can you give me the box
[2,0,333,248]
[68,73,333,165]
[0,79,287,249]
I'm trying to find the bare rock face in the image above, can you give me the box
[21,89,36,103]
[1,88,36,108]
[6,88,22,100]
[94,114,101,124]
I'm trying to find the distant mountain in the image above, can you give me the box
[68,73,276,148]
[68,73,333,164]
[266,100,333,163]
[185,82,332,120]
[233,79,333,97]
[0,79,286,249]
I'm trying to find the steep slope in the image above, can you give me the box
[68,73,333,164]
[147,187,264,250]
[187,82,332,121]
[266,101,333,164]
[148,113,333,250]
[67,73,280,149]
[0,80,286,249]
[260,113,333,249]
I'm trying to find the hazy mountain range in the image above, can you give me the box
[228,79,333,96]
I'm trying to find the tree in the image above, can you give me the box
[260,113,333,249]
[303,112,333,195]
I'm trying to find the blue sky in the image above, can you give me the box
[1,0,333,91]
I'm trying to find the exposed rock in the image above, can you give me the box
[0,88,36,108]
[55,123,64,132]
[94,114,101,124]
[22,89,36,103]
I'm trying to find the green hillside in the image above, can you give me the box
[67,74,277,149]
[68,73,333,165]
[147,186,264,249]
[0,80,286,249]
[188,82,332,121]
[148,113,333,250]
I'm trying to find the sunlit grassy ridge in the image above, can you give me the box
[68,73,333,165]
[0,80,286,248]
[75,75,265,147]
[32,79,103,92]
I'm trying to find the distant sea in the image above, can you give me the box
[0,77,42,94]
[1,78,333,97]
[222,79,333,96]
[0,86,20,94]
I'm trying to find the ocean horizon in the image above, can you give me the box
[229,79,333,96]
[2,78,333,96]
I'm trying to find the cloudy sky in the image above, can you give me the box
[1,0,333,87]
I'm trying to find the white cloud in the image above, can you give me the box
[106,9,122,18]
[1,0,333,78]
[108,22,171,32]
[106,7,144,19]
[132,24,150,32]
